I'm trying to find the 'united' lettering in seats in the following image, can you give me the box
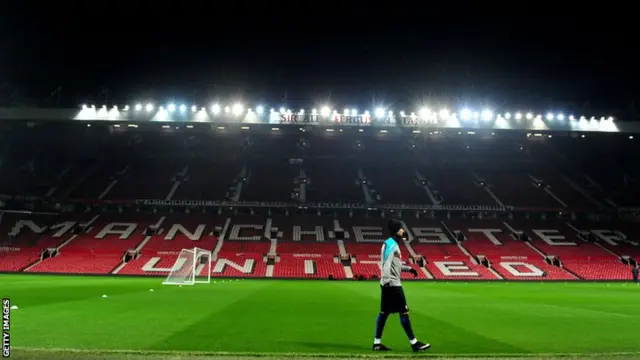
[3,215,637,281]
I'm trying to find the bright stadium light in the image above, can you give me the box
[400,111,405,117]
[481,109,492,121]
[419,107,430,118]
[569,115,575,121]
[232,103,243,116]
[224,106,230,113]
[145,103,154,112]
[320,106,331,117]
[351,109,357,116]
[168,104,176,112]
[504,112,512,120]
[191,105,197,112]
[439,108,449,119]
[135,104,143,111]
[211,104,221,114]
[525,112,533,120]
[81,104,87,109]
[299,109,305,115]
[375,107,385,118]
[279,107,285,114]
[364,110,370,116]
[343,108,349,116]
[388,110,393,116]
[460,108,472,121]
[546,113,554,120]
[179,104,186,112]
[311,108,318,115]
[123,105,130,111]
[608,116,614,121]
[515,112,522,120]
[256,105,264,114]
[557,113,565,120]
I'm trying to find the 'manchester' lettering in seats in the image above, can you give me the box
[0,216,635,280]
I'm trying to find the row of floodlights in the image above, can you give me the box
[80,104,614,122]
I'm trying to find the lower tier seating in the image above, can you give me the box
[562,260,632,280]
[26,253,122,274]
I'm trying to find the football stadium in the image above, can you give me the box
[1,104,640,360]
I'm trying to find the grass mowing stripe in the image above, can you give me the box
[3,276,640,356]
[10,348,640,359]
[343,282,531,354]
[342,283,542,354]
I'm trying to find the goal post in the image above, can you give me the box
[162,247,211,285]
[194,247,212,284]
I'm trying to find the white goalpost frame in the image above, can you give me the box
[193,247,211,284]
[162,247,211,286]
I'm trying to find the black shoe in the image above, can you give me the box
[372,343,391,351]
[411,341,431,352]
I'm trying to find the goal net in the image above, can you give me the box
[162,247,211,285]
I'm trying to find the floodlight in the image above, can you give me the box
[232,103,243,116]
[481,109,492,121]
[460,108,472,121]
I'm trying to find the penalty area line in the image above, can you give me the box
[10,347,640,359]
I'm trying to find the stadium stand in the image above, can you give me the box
[507,219,616,260]
[25,214,156,274]
[271,215,339,256]
[241,160,298,202]
[421,166,497,205]
[172,158,241,201]
[0,119,639,282]
[363,163,432,205]
[305,160,363,203]
[117,214,221,276]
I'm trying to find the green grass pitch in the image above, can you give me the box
[3,275,640,360]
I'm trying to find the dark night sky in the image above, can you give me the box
[2,1,638,116]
